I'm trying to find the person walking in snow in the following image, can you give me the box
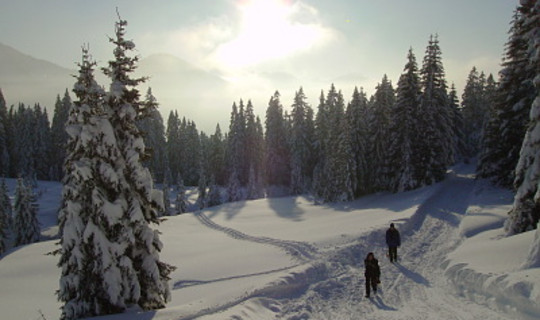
[386,223,401,263]
[364,252,380,298]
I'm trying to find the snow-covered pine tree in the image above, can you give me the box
[13,177,39,246]
[0,178,11,254]
[11,104,36,181]
[418,35,452,184]
[162,177,171,216]
[50,90,72,181]
[208,124,226,186]
[166,111,181,183]
[478,7,536,188]
[506,0,540,239]
[175,175,188,214]
[0,89,9,176]
[227,101,247,187]
[369,75,395,191]
[290,87,313,195]
[183,120,201,186]
[58,46,136,319]
[207,175,223,207]
[196,147,208,209]
[33,104,52,180]
[346,87,370,196]
[448,83,466,162]
[265,91,290,194]
[313,90,329,199]
[137,88,168,183]
[461,67,491,157]
[227,166,243,202]
[388,48,422,192]
[325,86,355,202]
[102,15,173,310]
[245,100,264,193]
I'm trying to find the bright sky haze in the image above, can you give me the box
[0,0,517,132]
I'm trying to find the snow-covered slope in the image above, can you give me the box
[0,164,538,320]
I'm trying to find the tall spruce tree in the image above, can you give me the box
[265,91,290,193]
[506,0,540,239]
[388,49,422,192]
[369,76,395,191]
[58,46,135,319]
[13,177,39,246]
[166,111,181,182]
[102,15,173,311]
[478,7,536,187]
[346,87,370,196]
[290,87,313,195]
[33,104,52,181]
[137,88,168,183]
[418,35,452,184]
[50,90,72,181]
[175,175,188,214]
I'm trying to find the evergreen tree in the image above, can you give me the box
[58,46,134,319]
[50,90,72,181]
[162,177,171,216]
[227,166,242,202]
[175,175,188,214]
[13,178,39,246]
[346,87,370,196]
[369,76,395,191]
[448,83,466,162]
[245,100,264,191]
[265,91,290,193]
[137,88,168,183]
[388,49,422,192]
[506,0,540,238]
[166,111,181,182]
[461,67,491,156]
[478,7,536,187]
[33,104,52,180]
[208,124,226,186]
[418,35,452,184]
[207,175,223,207]
[290,87,314,195]
[102,16,173,311]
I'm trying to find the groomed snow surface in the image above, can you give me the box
[0,163,539,320]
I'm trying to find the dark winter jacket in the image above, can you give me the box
[386,228,401,247]
[364,258,381,278]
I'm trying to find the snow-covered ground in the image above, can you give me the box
[0,163,538,320]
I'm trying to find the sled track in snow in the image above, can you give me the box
[195,211,318,262]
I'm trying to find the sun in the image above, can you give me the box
[215,0,326,69]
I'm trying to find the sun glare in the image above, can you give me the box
[215,0,326,69]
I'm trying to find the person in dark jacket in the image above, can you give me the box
[364,252,380,298]
[386,223,401,263]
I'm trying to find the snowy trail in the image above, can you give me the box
[195,210,319,262]
[275,170,516,320]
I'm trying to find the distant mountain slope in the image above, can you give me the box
[0,42,73,108]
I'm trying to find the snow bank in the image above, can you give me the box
[444,179,540,320]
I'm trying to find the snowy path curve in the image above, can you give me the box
[278,170,516,320]
[195,210,319,262]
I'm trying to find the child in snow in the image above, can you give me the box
[386,223,401,263]
[364,252,381,298]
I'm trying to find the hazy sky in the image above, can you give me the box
[0,0,518,132]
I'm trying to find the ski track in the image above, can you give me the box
[190,170,518,320]
[195,210,319,262]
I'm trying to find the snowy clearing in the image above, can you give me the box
[0,163,538,320]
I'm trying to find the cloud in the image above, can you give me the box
[139,0,338,73]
